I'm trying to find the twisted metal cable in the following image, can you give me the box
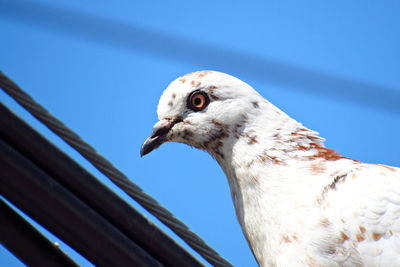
[0,71,233,267]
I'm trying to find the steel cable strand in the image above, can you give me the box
[0,71,233,267]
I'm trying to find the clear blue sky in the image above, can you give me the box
[1,0,399,266]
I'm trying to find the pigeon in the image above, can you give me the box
[141,71,400,267]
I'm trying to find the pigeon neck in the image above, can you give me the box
[211,106,339,264]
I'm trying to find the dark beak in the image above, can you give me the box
[140,119,172,157]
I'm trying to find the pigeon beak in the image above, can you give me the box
[140,119,173,157]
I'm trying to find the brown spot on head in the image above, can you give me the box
[252,101,259,108]
[356,234,365,242]
[359,226,366,234]
[207,85,218,99]
[188,80,202,87]
[168,101,173,106]
[372,233,382,241]
[340,232,349,242]
[198,71,211,78]
[172,93,176,99]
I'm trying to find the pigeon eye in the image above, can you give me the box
[187,91,210,111]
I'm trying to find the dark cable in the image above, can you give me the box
[0,102,205,267]
[0,138,163,267]
[0,198,80,267]
[0,71,233,267]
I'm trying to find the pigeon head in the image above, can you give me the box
[140,70,266,159]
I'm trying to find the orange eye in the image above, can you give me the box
[187,91,210,111]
